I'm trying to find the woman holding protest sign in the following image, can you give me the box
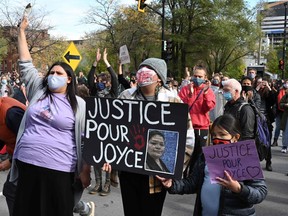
[107,57,194,216]
[157,114,267,216]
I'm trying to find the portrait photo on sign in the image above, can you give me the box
[144,129,179,175]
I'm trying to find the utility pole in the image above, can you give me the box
[137,0,166,60]
[282,2,287,79]
[161,0,165,60]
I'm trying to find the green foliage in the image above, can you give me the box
[82,4,162,74]
[75,0,259,79]
[0,31,8,62]
[265,48,281,77]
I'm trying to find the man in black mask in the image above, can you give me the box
[241,76,261,109]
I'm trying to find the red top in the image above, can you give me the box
[278,88,286,112]
[0,97,26,154]
[178,83,216,129]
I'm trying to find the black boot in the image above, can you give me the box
[266,162,272,171]
[271,138,278,147]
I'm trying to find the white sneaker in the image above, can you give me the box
[87,201,95,216]
[281,148,287,153]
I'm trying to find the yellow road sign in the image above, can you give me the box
[62,42,82,71]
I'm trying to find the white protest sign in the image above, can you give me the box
[119,45,130,64]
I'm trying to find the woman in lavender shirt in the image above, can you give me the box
[10,16,90,216]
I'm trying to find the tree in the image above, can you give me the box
[204,1,258,74]
[165,0,258,78]
[0,30,8,64]
[83,1,161,72]
[0,0,68,72]
[265,47,282,78]
[165,0,215,77]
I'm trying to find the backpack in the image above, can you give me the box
[237,102,270,161]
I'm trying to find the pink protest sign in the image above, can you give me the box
[202,140,264,184]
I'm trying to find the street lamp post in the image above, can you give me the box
[282,2,287,79]
[161,0,165,60]
[139,0,166,60]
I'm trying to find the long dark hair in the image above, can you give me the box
[42,62,78,114]
[210,114,241,138]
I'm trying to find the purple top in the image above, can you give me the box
[14,93,77,172]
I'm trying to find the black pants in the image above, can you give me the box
[266,121,273,165]
[3,171,16,216]
[184,129,209,176]
[13,160,75,216]
[194,129,209,147]
[119,171,166,216]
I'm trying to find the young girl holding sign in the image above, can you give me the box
[157,114,267,216]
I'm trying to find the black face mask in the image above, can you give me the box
[212,79,220,86]
[242,85,253,93]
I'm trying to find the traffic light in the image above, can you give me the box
[138,0,146,13]
[163,40,167,51]
[279,59,284,70]
[165,39,173,61]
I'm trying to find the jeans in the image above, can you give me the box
[282,118,288,148]
[93,166,110,184]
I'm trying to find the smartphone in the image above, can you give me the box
[23,3,32,17]
[18,3,32,27]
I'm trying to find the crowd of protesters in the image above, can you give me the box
[3,13,288,216]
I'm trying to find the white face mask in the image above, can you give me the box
[48,75,68,91]
[136,67,157,87]
[1,79,7,85]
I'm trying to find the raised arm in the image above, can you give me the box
[118,61,130,89]
[18,16,32,61]
[103,48,119,97]
[87,49,101,89]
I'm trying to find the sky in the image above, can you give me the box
[10,0,272,40]
[13,0,135,40]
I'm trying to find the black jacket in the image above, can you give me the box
[251,89,261,110]
[224,98,255,140]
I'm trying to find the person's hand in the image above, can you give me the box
[130,80,137,88]
[156,175,173,188]
[264,81,271,91]
[118,59,123,75]
[0,159,11,171]
[189,83,194,95]
[19,16,29,31]
[103,48,110,67]
[185,67,190,77]
[215,170,242,193]
[93,48,101,67]
[203,80,211,93]
[241,91,248,102]
[256,82,262,91]
[102,163,112,173]
[247,90,253,100]
[96,48,101,62]
[242,91,253,101]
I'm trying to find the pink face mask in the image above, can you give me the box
[136,67,157,87]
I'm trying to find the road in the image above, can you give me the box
[0,147,287,216]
